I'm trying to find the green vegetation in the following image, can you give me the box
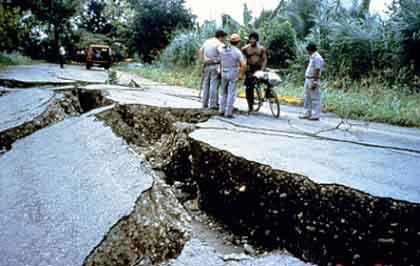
[130,0,195,62]
[0,52,35,67]
[3,0,193,63]
[0,5,28,52]
[260,21,296,68]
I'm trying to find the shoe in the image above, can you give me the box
[299,115,310,119]
[226,115,234,119]
[219,112,225,117]
[308,117,320,121]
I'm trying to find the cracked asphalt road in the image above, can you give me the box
[0,113,154,266]
[1,64,420,266]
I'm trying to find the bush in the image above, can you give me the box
[326,15,385,79]
[261,20,297,68]
[0,52,34,66]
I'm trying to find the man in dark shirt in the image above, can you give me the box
[241,32,267,114]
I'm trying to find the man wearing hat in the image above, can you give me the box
[199,30,227,109]
[299,43,325,121]
[218,33,247,118]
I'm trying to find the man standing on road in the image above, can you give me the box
[241,32,267,114]
[299,43,325,121]
[59,45,66,69]
[199,30,227,109]
[218,34,247,118]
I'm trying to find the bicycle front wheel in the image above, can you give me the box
[268,88,280,118]
[253,86,263,112]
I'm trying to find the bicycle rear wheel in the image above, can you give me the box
[268,88,280,118]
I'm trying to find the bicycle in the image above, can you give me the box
[251,71,282,118]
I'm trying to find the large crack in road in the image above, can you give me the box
[98,103,420,266]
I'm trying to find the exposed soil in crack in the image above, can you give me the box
[98,104,420,266]
[84,179,191,266]
[0,88,112,152]
[0,79,74,88]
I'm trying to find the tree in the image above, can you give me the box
[390,0,420,73]
[0,5,26,52]
[81,0,113,34]
[254,10,273,29]
[103,0,135,39]
[270,0,287,19]
[130,0,195,62]
[222,14,241,33]
[12,0,79,60]
[283,0,319,40]
[361,0,371,14]
[243,3,253,27]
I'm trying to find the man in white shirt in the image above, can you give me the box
[59,45,66,69]
[199,30,227,109]
[299,43,325,121]
[218,34,247,118]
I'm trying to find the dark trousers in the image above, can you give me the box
[245,71,257,111]
[59,55,64,68]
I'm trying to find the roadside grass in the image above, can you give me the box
[0,52,36,67]
[124,64,420,128]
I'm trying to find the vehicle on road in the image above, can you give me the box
[252,70,282,118]
[86,44,112,70]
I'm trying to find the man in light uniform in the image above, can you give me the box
[218,34,247,118]
[198,30,227,109]
[300,43,325,121]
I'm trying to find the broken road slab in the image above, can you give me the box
[0,64,108,86]
[0,115,156,266]
[0,88,55,132]
[190,115,420,204]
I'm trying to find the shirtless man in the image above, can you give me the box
[241,32,267,113]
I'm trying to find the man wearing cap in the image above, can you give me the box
[218,33,247,118]
[241,32,267,114]
[299,43,325,121]
[199,30,227,109]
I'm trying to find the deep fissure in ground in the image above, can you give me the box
[98,104,420,266]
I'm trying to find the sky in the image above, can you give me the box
[185,0,393,25]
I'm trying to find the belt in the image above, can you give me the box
[204,60,220,66]
[306,76,320,80]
